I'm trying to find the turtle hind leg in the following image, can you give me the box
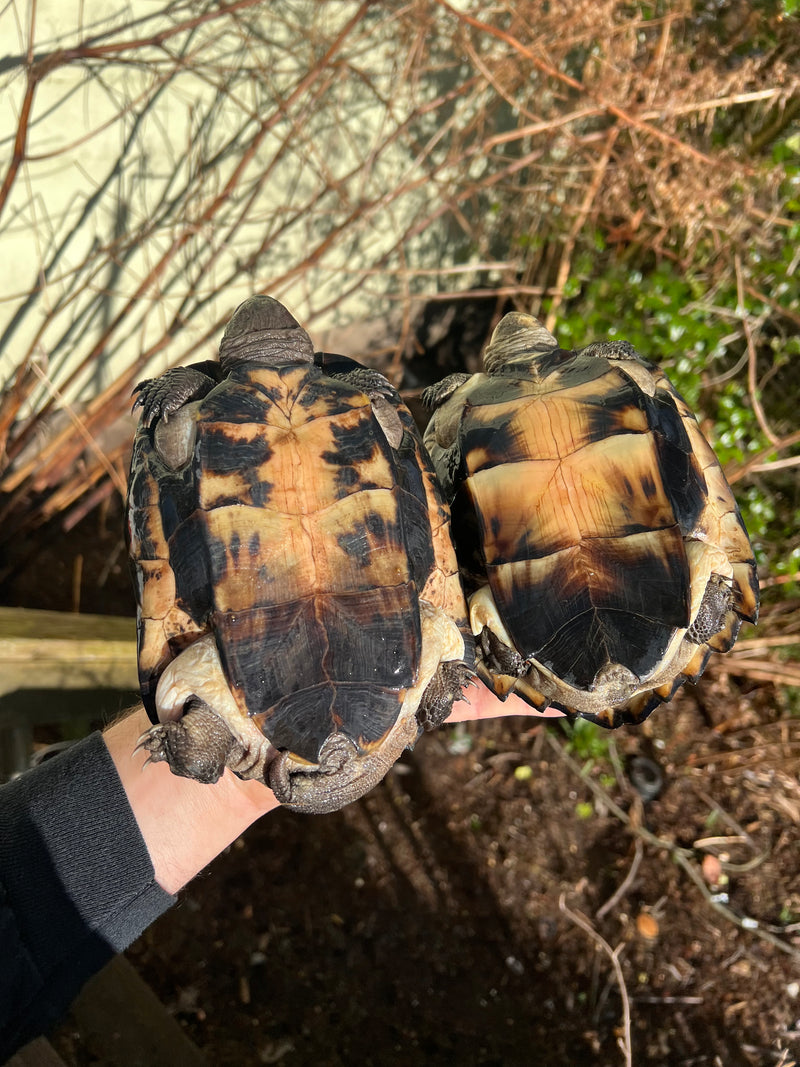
[687,574,737,649]
[267,734,360,814]
[268,710,423,815]
[416,660,476,731]
[138,700,244,784]
[268,734,388,815]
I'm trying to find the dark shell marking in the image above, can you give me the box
[424,312,758,728]
[127,297,472,809]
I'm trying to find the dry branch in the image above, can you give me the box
[558,894,633,1067]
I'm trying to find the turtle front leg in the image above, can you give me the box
[132,360,224,428]
[138,700,245,785]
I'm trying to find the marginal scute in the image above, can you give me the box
[610,353,659,397]
[423,310,759,728]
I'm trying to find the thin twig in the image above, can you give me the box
[640,87,792,120]
[744,455,800,476]
[735,254,780,446]
[559,894,633,1067]
[546,128,618,331]
[727,428,800,485]
[596,837,644,921]
[28,363,127,498]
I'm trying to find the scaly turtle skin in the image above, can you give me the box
[423,312,759,728]
[127,295,474,813]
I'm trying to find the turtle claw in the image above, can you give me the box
[133,730,157,758]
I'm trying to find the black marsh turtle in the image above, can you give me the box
[126,296,474,812]
[423,312,759,727]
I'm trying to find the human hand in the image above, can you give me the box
[447,681,565,725]
[105,707,280,895]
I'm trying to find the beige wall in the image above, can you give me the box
[0,1,452,411]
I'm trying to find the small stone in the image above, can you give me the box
[636,912,659,941]
[701,853,722,886]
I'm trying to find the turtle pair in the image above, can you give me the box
[127,297,758,813]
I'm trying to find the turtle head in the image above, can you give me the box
[483,312,558,374]
[219,295,315,368]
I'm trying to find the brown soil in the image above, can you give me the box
[3,500,799,1066]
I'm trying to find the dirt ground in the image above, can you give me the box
[3,498,800,1067]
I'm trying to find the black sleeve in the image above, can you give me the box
[0,731,175,1060]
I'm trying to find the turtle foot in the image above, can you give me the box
[417,660,476,731]
[132,362,222,428]
[137,701,243,784]
[478,625,526,677]
[421,373,470,410]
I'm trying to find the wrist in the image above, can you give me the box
[104,706,280,894]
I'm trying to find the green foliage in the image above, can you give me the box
[560,717,611,762]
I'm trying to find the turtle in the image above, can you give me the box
[422,311,759,728]
[126,295,474,814]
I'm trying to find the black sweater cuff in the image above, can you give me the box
[0,730,174,1059]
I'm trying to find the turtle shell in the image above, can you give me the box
[423,313,759,728]
[127,302,471,777]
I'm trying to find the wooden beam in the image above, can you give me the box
[0,607,138,696]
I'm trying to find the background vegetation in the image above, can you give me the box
[0,0,796,544]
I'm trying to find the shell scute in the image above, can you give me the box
[256,683,405,763]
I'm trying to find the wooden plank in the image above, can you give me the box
[0,688,140,730]
[0,607,135,643]
[0,607,138,697]
[0,607,141,777]
[6,1036,68,1067]
[59,955,208,1067]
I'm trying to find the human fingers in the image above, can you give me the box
[446,680,565,724]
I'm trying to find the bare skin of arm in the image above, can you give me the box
[105,691,563,895]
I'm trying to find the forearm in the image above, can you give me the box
[106,684,559,894]
[104,707,280,895]
[107,687,557,896]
